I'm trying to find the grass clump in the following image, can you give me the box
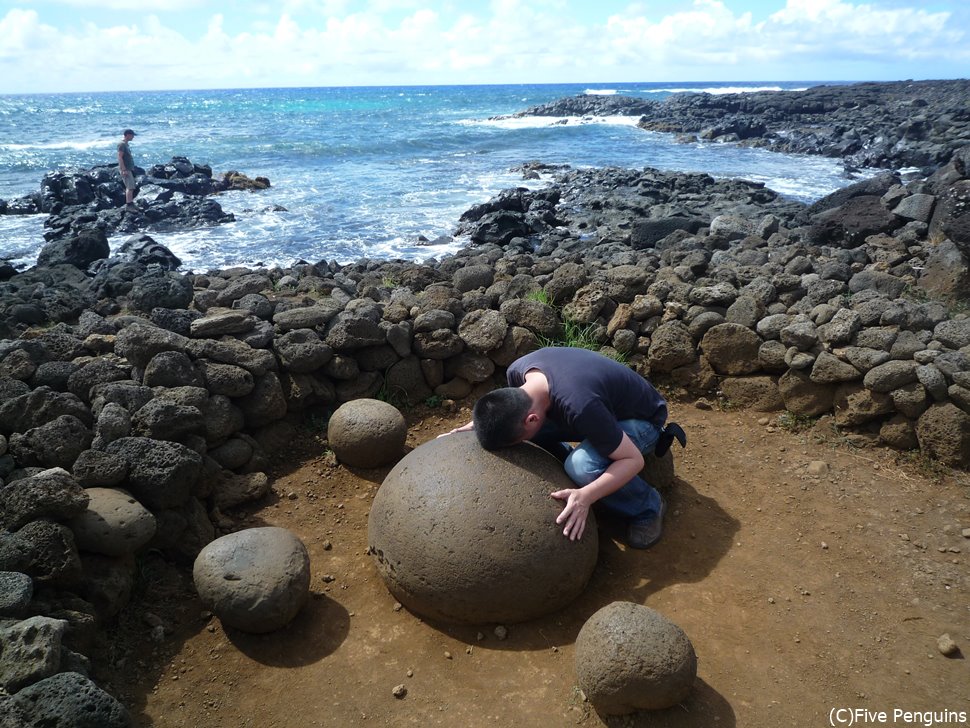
[525,288,552,306]
[777,410,817,433]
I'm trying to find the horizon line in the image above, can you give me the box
[2,77,952,98]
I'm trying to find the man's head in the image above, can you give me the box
[472,387,539,450]
[123,129,136,140]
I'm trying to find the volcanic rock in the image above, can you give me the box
[367,433,598,624]
[575,602,697,715]
[326,398,407,468]
[193,527,310,633]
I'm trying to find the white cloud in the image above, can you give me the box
[0,1,967,93]
[37,0,206,9]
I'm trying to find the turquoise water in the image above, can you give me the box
[0,82,856,271]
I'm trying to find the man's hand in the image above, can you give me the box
[437,421,473,438]
[551,488,591,541]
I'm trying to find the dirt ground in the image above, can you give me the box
[97,394,970,728]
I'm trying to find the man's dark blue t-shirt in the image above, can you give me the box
[507,347,668,457]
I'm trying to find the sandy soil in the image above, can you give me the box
[96,395,970,728]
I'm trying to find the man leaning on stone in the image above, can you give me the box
[443,346,686,549]
[117,128,137,211]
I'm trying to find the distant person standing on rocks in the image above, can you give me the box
[117,128,137,210]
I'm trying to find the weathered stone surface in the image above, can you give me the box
[15,520,82,584]
[68,488,156,557]
[8,415,92,470]
[778,369,835,417]
[916,403,970,468]
[272,329,333,373]
[0,616,67,692]
[648,321,696,373]
[700,323,761,375]
[810,352,862,384]
[833,383,895,427]
[720,376,784,411]
[79,552,136,620]
[0,468,89,531]
[327,399,406,468]
[0,389,91,437]
[880,414,919,450]
[368,433,598,624]
[383,357,433,406]
[457,309,508,353]
[211,472,270,511]
[863,360,919,392]
[104,438,203,510]
[195,360,255,398]
[640,450,676,491]
[142,350,204,389]
[8,670,130,728]
[236,372,287,428]
[272,301,343,332]
[499,299,561,338]
[0,571,32,617]
[575,602,697,715]
[131,400,204,442]
[193,527,310,633]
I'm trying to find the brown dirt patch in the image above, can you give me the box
[96,398,970,727]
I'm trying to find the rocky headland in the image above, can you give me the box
[505,79,970,172]
[1,80,970,725]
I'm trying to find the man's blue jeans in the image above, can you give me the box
[532,419,664,524]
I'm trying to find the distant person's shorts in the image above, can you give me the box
[120,170,136,190]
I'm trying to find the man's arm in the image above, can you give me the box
[438,421,473,438]
[117,147,127,174]
[550,432,644,541]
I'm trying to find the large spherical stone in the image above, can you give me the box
[576,602,697,715]
[68,488,156,556]
[368,432,598,624]
[327,398,407,468]
[193,527,310,633]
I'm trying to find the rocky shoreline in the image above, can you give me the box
[505,79,970,172]
[2,81,970,725]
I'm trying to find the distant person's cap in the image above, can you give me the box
[123,129,136,136]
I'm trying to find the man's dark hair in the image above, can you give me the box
[472,387,532,450]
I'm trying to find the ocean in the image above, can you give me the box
[0,81,860,273]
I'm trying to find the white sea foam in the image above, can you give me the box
[0,139,109,152]
[641,86,806,95]
[459,115,643,130]
[584,88,618,95]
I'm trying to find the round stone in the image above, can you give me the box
[68,488,157,557]
[367,432,598,624]
[193,527,310,633]
[576,601,697,715]
[327,398,407,468]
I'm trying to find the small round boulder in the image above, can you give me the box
[68,488,156,556]
[193,527,310,633]
[368,432,598,624]
[576,601,697,715]
[327,398,407,468]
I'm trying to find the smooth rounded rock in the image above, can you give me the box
[193,527,310,633]
[367,432,598,624]
[327,398,407,468]
[576,601,697,715]
[68,488,156,556]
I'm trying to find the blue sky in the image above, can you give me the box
[1,0,968,93]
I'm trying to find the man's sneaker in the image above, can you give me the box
[625,497,667,549]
